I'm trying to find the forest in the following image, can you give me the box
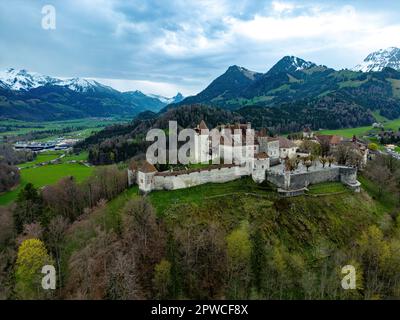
[0,144,35,193]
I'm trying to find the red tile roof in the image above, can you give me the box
[139,161,157,173]
[255,152,269,159]
[315,135,343,145]
[199,120,208,130]
[278,136,296,148]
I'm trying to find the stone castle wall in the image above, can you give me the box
[266,171,286,188]
[266,166,358,191]
[151,165,251,191]
[287,167,342,190]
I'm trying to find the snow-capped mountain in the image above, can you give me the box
[267,56,317,75]
[0,68,115,93]
[0,68,186,120]
[354,47,400,72]
[148,92,184,104]
[0,68,59,91]
[0,68,182,103]
[56,78,117,93]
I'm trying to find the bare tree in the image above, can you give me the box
[319,156,328,168]
[16,222,43,245]
[47,216,70,293]
[122,198,166,297]
[305,160,312,172]
[327,156,335,167]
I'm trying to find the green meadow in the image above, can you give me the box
[318,115,400,138]
[0,163,94,206]
[0,117,129,142]
[18,151,64,168]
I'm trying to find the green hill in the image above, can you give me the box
[60,177,400,299]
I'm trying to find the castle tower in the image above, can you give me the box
[251,152,269,183]
[137,161,157,193]
[194,120,210,163]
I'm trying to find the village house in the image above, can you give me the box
[277,136,297,159]
[313,133,368,167]
[315,134,343,147]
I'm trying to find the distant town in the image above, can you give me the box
[13,138,80,152]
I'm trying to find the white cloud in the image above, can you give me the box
[148,2,400,69]
[226,5,377,42]
[2,1,400,96]
[91,77,197,96]
[271,1,296,14]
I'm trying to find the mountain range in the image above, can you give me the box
[75,47,400,154]
[166,47,400,131]
[353,47,400,72]
[2,47,400,125]
[0,68,184,121]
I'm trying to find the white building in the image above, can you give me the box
[258,136,280,159]
[278,137,297,159]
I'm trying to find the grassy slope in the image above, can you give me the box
[358,174,397,212]
[148,177,275,215]
[59,177,387,298]
[147,179,382,250]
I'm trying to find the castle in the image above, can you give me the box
[129,122,362,196]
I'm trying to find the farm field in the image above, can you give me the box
[0,117,129,141]
[17,151,64,168]
[17,150,89,169]
[318,125,373,138]
[61,151,89,163]
[318,116,400,138]
[0,163,94,206]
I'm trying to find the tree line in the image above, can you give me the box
[59,195,400,300]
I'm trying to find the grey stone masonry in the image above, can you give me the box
[267,162,360,195]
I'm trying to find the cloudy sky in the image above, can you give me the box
[1,0,400,96]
